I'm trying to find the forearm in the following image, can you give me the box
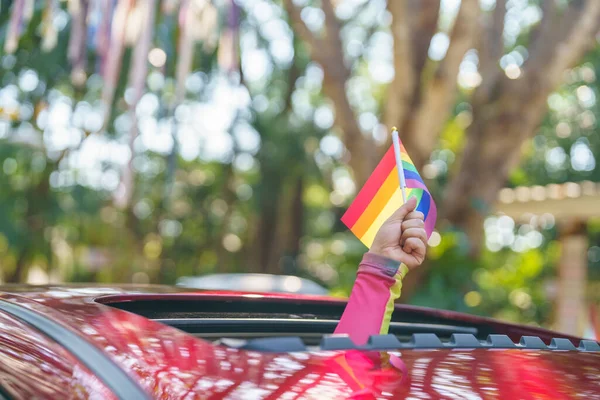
[334,252,409,345]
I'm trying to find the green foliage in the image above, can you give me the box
[0,0,598,333]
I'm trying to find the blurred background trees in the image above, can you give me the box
[0,0,598,336]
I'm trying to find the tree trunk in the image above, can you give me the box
[386,0,479,170]
[287,177,304,260]
[284,0,378,185]
[555,220,588,336]
[443,0,600,253]
[273,176,304,275]
[5,159,55,283]
[443,85,548,253]
[250,174,282,273]
[215,164,237,273]
[402,92,537,295]
[249,174,305,275]
[5,251,28,283]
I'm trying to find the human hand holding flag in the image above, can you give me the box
[367,197,427,270]
[335,131,436,344]
[342,128,437,251]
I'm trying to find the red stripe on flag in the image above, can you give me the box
[341,146,395,228]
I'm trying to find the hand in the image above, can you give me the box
[368,197,427,270]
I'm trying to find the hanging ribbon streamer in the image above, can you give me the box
[41,0,59,52]
[218,0,240,74]
[128,0,157,104]
[175,0,194,103]
[114,0,157,209]
[162,0,180,15]
[68,0,91,87]
[5,0,25,54]
[100,0,133,126]
[162,0,194,204]
[95,0,113,76]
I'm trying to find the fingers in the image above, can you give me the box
[401,212,425,246]
[401,217,425,231]
[402,237,426,259]
[386,197,417,223]
[401,227,427,247]
[405,211,424,222]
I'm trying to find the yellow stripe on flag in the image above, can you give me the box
[351,167,401,239]
[359,188,412,248]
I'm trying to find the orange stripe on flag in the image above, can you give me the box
[342,139,437,248]
[360,188,412,247]
[350,167,400,239]
[341,147,395,229]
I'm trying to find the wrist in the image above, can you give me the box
[361,252,409,280]
[363,251,403,268]
[367,248,399,263]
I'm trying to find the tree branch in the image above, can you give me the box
[409,0,441,76]
[383,0,415,132]
[384,0,440,136]
[529,0,558,49]
[524,0,600,95]
[284,0,374,183]
[442,0,600,257]
[475,0,506,102]
[404,0,479,168]
[283,0,325,65]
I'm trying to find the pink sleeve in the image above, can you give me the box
[334,252,409,345]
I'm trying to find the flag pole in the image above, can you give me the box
[391,127,407,202]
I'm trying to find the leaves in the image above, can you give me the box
[0,0,598,333]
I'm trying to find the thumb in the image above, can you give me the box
[387,196,417,223]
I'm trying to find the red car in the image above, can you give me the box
[0,284,598,399]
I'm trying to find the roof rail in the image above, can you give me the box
[240,333,600,353]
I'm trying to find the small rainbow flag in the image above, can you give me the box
[342,139,437,248]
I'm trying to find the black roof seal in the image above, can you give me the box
[241,333,600,353]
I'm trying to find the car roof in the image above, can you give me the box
[0,285,598,399]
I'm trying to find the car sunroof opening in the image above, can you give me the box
[97,294,596,353]
[99,294,492,346]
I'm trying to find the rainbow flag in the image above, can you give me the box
[342,142,437,248]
